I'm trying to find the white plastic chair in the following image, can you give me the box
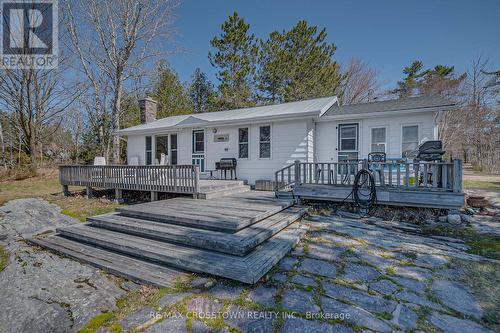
[93,156,106,165]
[159,153,169,165]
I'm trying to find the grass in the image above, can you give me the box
[463,180,500,191]
[0,170,123,222]
[52,196,121,222]
[422,224,500,260]
[78,313,116,333]
[459,259,500,331]
[0,245,9,272]
[0,177,62,205]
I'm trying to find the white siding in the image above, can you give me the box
[315,112,436,162]
[205,119,310,184]
[127,135,145,165]
[125,119,311,185]
[125,111,437,185]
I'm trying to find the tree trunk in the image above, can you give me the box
[111,77,123,164]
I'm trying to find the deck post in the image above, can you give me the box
[62,185,70,197]
[452,159,463,193]
[85,186,93,199]
[294,160,301,185]
[114,189,124,203]
[151,191,158,201]
[193,165,200,197]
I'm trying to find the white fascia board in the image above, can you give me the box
[315,105,455,122]
[115,111,321,136]
[319,96,339,117]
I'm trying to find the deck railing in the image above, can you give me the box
[59,165,200,194]
[275,160,462,193]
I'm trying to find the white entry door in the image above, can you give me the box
[192,130,205,172]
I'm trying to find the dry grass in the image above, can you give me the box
[463,180,500,191]
[459,259,500,330]
[0,168,123,221]
[51,195,121,222]
[0,245,9,272]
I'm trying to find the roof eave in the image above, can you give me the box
[318,104,456,121]
[114,110,322,136]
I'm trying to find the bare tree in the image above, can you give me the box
[340,58,379,105]
[64,0,178,163]
[438,57,499,173]
[0,65,80,170]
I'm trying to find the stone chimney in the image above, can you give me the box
[139,97,157,124]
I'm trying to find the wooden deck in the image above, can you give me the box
[275,160,465,209]
[30,191,306,285]
[116,191,293,232]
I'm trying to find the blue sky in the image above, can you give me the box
[167,0,499,92]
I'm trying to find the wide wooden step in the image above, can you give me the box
[86,206,306,255]
[198,180,246,192]
[116,193,293,233]
[29,235,187,288]
[49,222,306,284]
[197,185,251,200]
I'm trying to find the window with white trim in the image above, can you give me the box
[259,125,271,158]
[145,136,152,165]
[402,125,419,157]
[371,127,386,153]
[238,128,249,159]
[338,123,359,162]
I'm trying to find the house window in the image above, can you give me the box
[238,128,249,159]
[259,125,271,158]
[371,127,386,153]
[338,123,359,163]
[145,136,152,165]
[170,134,178,165]
[192,130,204,153]
[339,124,358,151]
[155,135,168,164]
[402,125,419,157]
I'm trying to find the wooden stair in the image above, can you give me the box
[31,192,307,284]
[197,180,250,199]
[87,206,305,255]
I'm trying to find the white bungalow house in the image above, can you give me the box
[115,95,455,185]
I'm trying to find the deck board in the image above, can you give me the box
[84,206,306,255]
[29,236,187,288]
[116,191,293,232]
[42,222,305,284]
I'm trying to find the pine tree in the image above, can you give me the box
[257,21,343,103]
[188,68,216,113]
[208,12,258,109]
[394,61,465,98]
[152,62,193,117]
[394,60,427,97]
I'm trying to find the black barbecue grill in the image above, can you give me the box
[215,158,237,179]
[408,140,445,162]
[407,140,446,187]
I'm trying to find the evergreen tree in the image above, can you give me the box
[394,60,427,98]
[188,68,216,113]
[420,65,466,98]
[152,62,193,117]
[257,21,343,103]
[209,12,258,109]
[394,61,465,98]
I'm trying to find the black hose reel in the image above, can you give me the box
[352,168,377,211]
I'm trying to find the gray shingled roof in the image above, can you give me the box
[116,96,338,135]
[323,95,455,116]
[116,95,455,135]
